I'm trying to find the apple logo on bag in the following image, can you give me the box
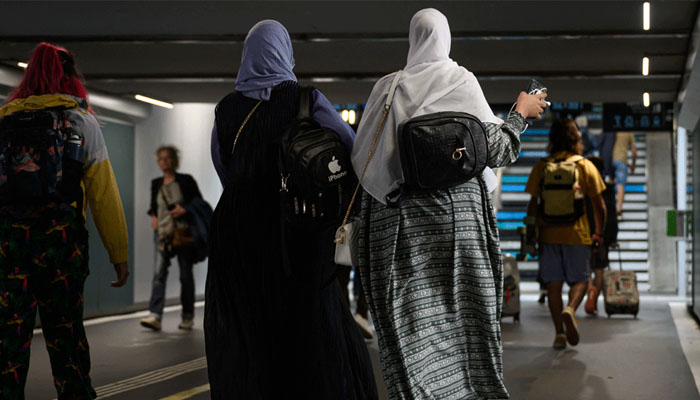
[328,156,342,173]
[327,155,348,182]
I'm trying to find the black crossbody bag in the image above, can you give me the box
[398,111,489,192]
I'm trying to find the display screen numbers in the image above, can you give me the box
[603,103,673,131]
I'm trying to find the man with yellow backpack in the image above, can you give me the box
[524,118,606,350]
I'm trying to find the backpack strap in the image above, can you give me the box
[298,86,313,119]
[335,70,403,243]
[159,184,172,209]
[278,85,314,278]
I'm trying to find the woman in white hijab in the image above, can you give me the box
[352,9,547,400]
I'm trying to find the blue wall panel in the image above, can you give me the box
[83,121,134,317]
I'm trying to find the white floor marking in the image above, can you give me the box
[33,301,205,335]
[49,357,207,399]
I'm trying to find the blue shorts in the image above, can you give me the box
[539,244,590,284]
[612,160,628,185]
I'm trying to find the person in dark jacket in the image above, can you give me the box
[140,145,203,331]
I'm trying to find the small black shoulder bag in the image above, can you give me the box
[398,111,489,193]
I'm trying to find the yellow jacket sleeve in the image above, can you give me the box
[82,159,129,264]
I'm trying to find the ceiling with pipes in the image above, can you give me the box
[1,1,698,106]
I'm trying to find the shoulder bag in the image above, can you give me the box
[159,184,194,248]
[398,111,489,192]
[334,71,403,266]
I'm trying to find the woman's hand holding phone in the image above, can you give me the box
[515,91,549,119]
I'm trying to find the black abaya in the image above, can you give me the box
[204,82,377,400]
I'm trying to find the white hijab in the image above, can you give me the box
[351,8,501,204]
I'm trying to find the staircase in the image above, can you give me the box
[496,131,651,292]
[497,127,548,280]
[608,135,650,292]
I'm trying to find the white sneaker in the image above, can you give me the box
[354,313,373,339]
[178,319,194,330]
[140,315,162,331]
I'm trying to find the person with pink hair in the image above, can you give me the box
[0,42,129,399]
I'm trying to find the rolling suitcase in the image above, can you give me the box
[603,247,639,318]
[501,253,521,322]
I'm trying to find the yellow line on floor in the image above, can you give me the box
[159,383,210,400]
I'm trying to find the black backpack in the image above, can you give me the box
[278,87,356,226]
[0,107,84,207]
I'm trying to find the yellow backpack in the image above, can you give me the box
[539,155,585,224]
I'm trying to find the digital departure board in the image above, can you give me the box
[603,103,674,131]
[551,102,585,112]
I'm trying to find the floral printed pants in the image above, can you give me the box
[0,205,94,400]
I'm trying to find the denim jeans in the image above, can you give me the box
[148,245,195,320]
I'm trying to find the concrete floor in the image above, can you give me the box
[24,298,700,400]
[501,300,699,400]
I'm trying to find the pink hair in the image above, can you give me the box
[9,42,90,108]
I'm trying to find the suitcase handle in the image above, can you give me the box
[611,242,622,271]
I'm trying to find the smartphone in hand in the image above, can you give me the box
[527,79,551,106]
[527,79,546,95]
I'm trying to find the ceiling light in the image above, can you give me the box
[311,77,338,83]
[17,62,27,69]
[341,109,349,122]
[348,110,356,125]
[642,57,649,76]
[643,2,650,31]
[134,94,173,109]
[643,92,650,107]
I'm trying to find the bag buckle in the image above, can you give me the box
[452,147,467,160]
[334,226,346,244]
[280,174,289,192]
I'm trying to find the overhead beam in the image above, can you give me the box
[0,32,688,45]
[85,73,682,84]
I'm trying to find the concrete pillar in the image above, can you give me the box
[677,126,688,299]
[647,132,677,293]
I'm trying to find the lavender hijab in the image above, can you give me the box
[212,20,355,184]
[235,20,297,100]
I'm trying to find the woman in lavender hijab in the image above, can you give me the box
[205,20,377,399]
